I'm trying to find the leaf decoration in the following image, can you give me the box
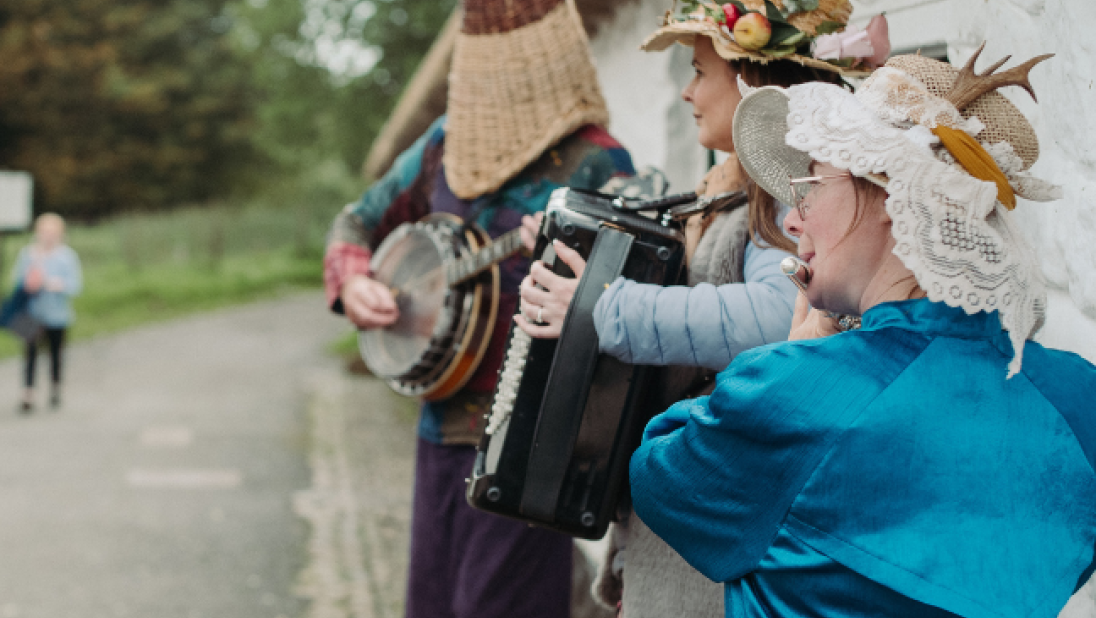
[761,45,799,58]
[815,20,845,35]
[768,21,802,46]
[783,0,819,15]
[763,0,785,21]
[673,0,704,20]
[777,31,807,47]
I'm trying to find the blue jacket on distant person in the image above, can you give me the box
[12,245,83,328]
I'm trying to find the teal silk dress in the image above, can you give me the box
[630,299,1096,618]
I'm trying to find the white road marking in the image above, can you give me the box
[139,426,195,448]
[126,469,242,489]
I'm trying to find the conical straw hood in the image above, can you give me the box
[444,0,610,199]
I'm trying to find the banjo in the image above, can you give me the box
[358,213,524,400]
[359,190,698,401]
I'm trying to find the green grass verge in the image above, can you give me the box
[327,330,360,357]
[0,200,334,359]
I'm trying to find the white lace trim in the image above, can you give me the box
[785,82,1048,377]
[984,141,1063,202]
[858,68,973,132]
[858,69,1063,203]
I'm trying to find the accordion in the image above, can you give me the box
[466,187,686,539]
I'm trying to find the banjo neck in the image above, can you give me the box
[446,227,525,286]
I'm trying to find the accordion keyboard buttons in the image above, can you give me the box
[486,329,532,435]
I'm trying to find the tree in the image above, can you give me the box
[235,0,456,177]
[0,0,457,217]
[0,0,260,218]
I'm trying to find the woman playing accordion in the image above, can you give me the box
[630,48,1096,617]
[513,2,891,615]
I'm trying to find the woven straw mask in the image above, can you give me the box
[733,50,1062,377]
[443,0,610,200]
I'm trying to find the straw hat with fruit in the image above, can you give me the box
[642,0,890,76]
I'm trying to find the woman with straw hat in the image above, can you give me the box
[516,1,888,615]
[629,46,1096,617]
[323,1,635,615]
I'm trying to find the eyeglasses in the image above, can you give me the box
[787,172,850,220]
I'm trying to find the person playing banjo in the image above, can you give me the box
[322,0,635,615]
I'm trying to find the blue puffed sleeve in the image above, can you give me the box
[593,240,796,370]
[629,329,930,583]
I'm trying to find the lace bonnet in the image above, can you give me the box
[733,46,1062,377]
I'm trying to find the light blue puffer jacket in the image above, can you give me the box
[592,239,797,371]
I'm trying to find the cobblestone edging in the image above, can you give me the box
[291,368,617,618]
[293,372,415,618]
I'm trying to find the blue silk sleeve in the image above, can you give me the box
[629,331,926,583]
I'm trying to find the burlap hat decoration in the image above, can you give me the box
[641,0,890,76]
[444,0,610,200]
[732,45,1062,377]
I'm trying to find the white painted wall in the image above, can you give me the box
[859,2,1096,614]
[853,12,1096,614]
[589,0,709,194]
[848,1,1096,363]
[590,0,1096,615]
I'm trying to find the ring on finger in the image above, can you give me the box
[536,306,545,324]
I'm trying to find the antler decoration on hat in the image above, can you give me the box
[944,43,1054,111]
[929,43,1054,210]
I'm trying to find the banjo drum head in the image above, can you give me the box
[358,221,456,389]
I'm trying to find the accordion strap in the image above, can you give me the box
[520,226,634,521]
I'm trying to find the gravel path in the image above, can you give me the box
[0,291,607,618]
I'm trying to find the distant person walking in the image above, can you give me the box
[12,213,82,412]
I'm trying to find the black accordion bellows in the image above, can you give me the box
[467,187,686,539]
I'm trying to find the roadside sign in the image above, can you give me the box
[0,171,33,232]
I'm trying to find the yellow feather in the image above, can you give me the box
[932,125,1016,210]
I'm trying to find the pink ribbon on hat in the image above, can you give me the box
[813,14,891,68]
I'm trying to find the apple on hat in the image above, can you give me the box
[733,11,772,50]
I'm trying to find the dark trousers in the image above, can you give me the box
[23,327,66,388]
[406,438,573,618]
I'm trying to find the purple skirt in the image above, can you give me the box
[406,438,573,618]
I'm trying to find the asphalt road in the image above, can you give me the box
[0,292,348,618]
